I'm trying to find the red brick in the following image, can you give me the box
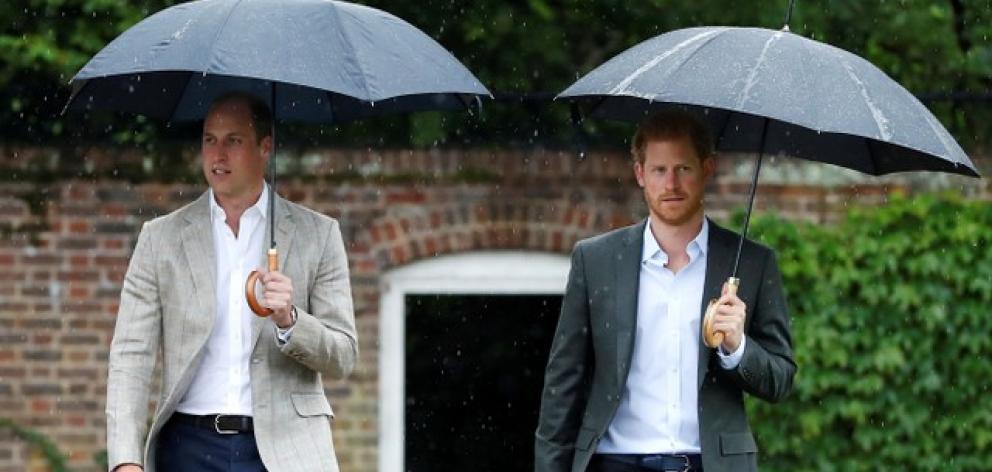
[31,399,52,413]
[103,238,126,250]
[68,220,89,234]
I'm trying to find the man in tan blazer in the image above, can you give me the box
[106,93,357,472]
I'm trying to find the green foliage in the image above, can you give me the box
[744,194,992,471]
[0,417,68,472]
[2,1,990,151]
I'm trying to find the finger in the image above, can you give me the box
[264,274,294,290]
[263,294,290,310]
[714,304,745,318]
[712,320,740,335]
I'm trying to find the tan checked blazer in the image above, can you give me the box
[106,192,357,472]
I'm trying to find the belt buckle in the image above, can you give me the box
[673,454,691,472]
[214,415,238,435]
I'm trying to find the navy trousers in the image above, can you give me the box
[155,416,266,472]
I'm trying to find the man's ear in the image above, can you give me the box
[260,135,273,161]
[633,160,646,188]
[702,155,716,180]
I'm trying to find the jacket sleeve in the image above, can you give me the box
[279,218,358,380]
[725,250,797,402]
[106,222,162,470]
[535,243,593,472]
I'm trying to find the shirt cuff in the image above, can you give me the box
[275,325,294,345]
[717,335,746,370]
[274,307,298,345]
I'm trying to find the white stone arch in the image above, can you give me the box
[378,251,570,472]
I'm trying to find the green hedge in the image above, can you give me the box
[744,194,992,471]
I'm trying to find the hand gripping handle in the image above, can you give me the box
[245,248,278,317]
[702,277,740,348]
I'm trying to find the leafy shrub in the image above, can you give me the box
[745,194,992,471]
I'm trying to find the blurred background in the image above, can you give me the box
[1,1,990,471]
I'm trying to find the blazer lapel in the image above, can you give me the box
[180,193,218,343]
[698,218,736,389]
[251,195,296,352]
[615,220,647,389]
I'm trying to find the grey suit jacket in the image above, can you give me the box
[535,219,796,472]
[106,192,358,472]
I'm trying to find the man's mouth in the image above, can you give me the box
[211,167,232,176]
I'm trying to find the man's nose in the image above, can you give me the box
[663,170,680,189]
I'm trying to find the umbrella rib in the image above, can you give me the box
[608,28,725,97]
[735,31,785,110]
[330,5,375,103]
[165,72,196,122]
[917,99,967,166]
[204,0,246,74]
[840,62,893,141]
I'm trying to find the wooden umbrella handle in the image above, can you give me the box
[246,248,278,317]
[702,277,740,348]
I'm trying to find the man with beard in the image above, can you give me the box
[535,110,796,472]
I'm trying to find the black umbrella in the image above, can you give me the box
[64,0,491,316]
[558,14,980,346]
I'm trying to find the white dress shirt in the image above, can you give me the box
[176,186,269,416]
[597,218,745,454]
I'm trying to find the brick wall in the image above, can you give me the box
[1,146,988,471]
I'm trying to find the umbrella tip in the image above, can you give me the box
[782,0,795,31]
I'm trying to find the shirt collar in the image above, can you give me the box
[641,217,710,264]
[208,183,270,222]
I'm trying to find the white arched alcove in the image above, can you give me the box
[378,251,571,472]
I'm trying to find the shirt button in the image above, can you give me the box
[252,358,261,364]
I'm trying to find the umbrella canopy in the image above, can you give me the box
[64,0,491,316]
[65,0,491,122]
[560,26,978,178]
[558,25,981,345]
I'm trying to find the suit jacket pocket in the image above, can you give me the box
[719,431,757,455]
[291,392,335,418]
[575,427,599,452]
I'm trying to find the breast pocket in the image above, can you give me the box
[291,392,334,419]
[720,431,757,455]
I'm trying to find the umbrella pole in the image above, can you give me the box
[269,85,276,250]
[246,86,279,317]
[731,117,769,279]
[703,119,768,348]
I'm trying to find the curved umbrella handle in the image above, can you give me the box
[702,277,740,348]
[246,248,278,317]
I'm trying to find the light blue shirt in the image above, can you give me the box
[598,218,745,454]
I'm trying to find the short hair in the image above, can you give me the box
[208,92,273,143]
[631,109,714,163]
